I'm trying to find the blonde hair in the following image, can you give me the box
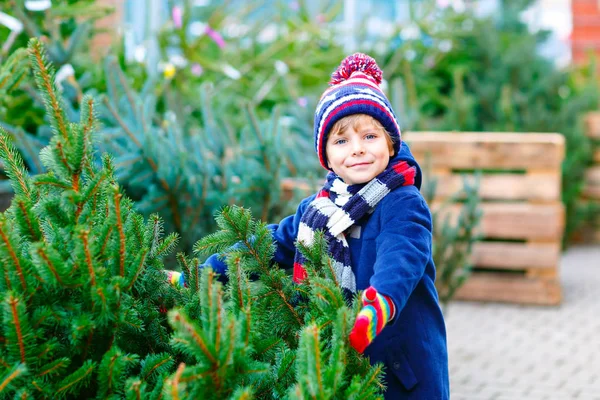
[329,114,395,152]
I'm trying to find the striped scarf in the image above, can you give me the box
[293,158,417,293]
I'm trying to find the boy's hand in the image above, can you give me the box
[165,270,186,287]
[349,286,395,354]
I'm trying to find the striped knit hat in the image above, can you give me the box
[314,53,401,170]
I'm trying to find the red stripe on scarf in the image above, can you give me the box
[317,189,329,198]
[392,161,416,185]
[293,262,307,283]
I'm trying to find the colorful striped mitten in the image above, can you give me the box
[349,286,395,354]
[165,270,185,287]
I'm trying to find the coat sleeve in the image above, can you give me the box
[204,194,316,275]
[370,188,433,317]
[267,194,316,268]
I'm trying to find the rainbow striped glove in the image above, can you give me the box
[165,270,185,287]
[349,286,395,354]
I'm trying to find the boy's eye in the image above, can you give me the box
[334,138,347,145]
[365,134,377,140]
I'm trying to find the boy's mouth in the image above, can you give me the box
[349,162,372,168]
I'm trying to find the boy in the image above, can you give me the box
[170,53,449,399]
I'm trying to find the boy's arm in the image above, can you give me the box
[167,195,316,286]
[370,189,432,316]
[267,194,316,268]
[349,189,431,353]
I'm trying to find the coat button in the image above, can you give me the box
[393,362,401,370]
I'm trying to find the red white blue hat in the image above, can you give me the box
[314,53,401,170]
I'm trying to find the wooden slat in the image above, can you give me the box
[472,242,560,270]
[404,132,565,170]
[585,166,600,184]
[455,273,561,305]
[585,112,600,139]
[584,166,600,200]
[280,178,320,201]
[423,172,560,202]
[583,184,600,200]
[433,202,564,241]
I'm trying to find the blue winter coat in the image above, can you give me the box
[205,142,449,399]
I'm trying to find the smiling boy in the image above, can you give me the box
[171,53,449,399]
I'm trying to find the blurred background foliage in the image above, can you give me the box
[1,0,598,256]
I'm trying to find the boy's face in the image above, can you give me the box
[325,117,394,185]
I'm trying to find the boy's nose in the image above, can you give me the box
[352,140,365,155]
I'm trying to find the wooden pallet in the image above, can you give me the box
[580,113,600,243]
[404,132,565,305]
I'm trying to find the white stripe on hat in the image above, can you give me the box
[318,76,382,104]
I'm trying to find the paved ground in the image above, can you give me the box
[446,245,600,400]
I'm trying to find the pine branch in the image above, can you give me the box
[102,97,142,147]
[55,360,95,397]
[0,48,28,92]
[97,347,139,398]
[0,363,26,393]
[34,246,68,288]
[33,175,71,190]
[54,141,72,175]
[101,97,182,232]
[80,171,106,205]
[27,39,70,144]
[15,198,42,242]
[0,131,32,200]
[152,233,179,259]
[79,230,96,286]
[98,226,114,260]
[167,362,186,400]
[37,358,70,378]
[6,295,27,364]
[113,189,126,277]
[114,59,139,120]
[0,219,28,293]
[140,353,174,382]
[126,379,142,400]
[168,309,217,364]
[228,256,252,312]
[295,324,324,397]
[125,249,148,291]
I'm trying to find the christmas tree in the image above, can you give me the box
[162,206,383,399]
[0,38,183,398]
[0,39,383,399]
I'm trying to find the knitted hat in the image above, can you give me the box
[314,53,401,170]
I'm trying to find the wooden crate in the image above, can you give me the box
[582,113,600,243]
[404,132,565,305]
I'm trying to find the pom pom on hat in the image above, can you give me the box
[313,53,401,170]
[329,53,383,86]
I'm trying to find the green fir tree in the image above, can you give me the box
[160,205,383,399]
[0,39,383,399]
[0,38,182,398]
